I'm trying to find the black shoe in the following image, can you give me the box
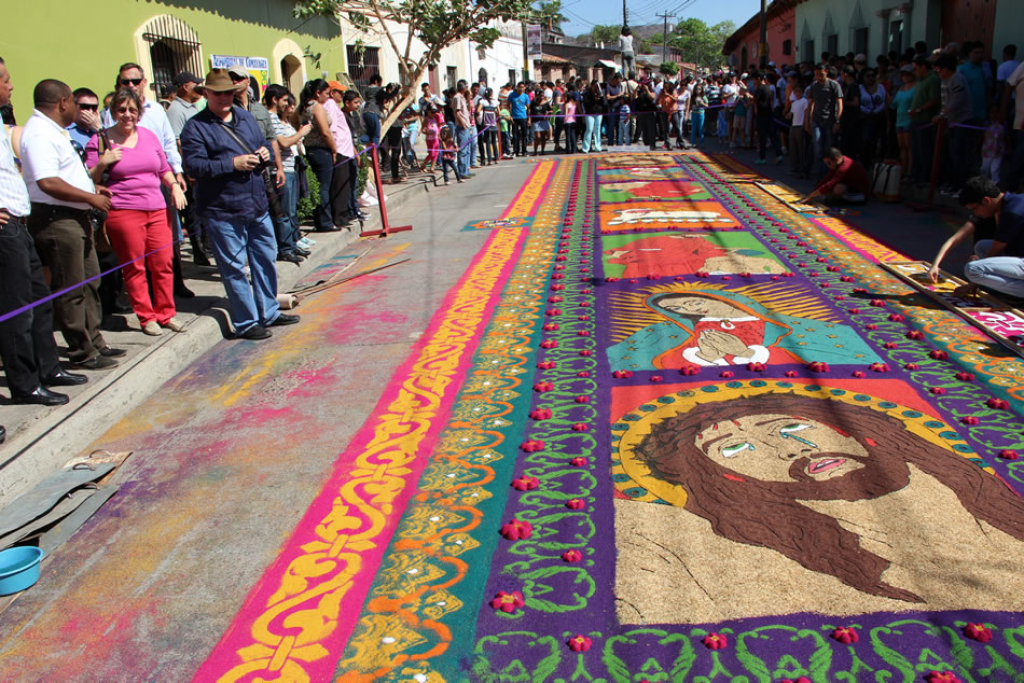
[293,246,311,257]
[112,302,134,315]
[175,285,196,299]
[237,325,272,340]
[72,355,120,370]
[193,252,212,267]
[42,368,88,387]
[355,210,369,221]
[269,313,300,327]
[0,425,5,445]
[98,346,127,358]
[277,251,303,264]
[11,386,70,406]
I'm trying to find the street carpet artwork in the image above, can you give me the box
[198,152,1024,683]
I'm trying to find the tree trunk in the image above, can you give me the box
[379,63,429,132]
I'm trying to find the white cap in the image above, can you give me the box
[768,61,776,67]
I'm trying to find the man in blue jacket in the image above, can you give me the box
[180,69,299,340]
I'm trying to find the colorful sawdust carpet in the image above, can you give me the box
[197,152,1024,683]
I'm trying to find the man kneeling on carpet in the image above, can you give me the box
[952,176,1024,301]
[800,147,869,206]
[180,69,300,340]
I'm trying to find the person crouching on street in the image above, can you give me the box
[85,88,187,336]
[180,69,299,340]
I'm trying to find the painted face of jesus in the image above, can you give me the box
[694,414,868,482]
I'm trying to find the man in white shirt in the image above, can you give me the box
[997,45,1019,101]
[787,82,810,176]
[0,59,90,410]
[20,78,123,370]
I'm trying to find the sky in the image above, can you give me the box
[560,0,758,38]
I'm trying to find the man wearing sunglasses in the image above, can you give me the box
[67,87,100,158]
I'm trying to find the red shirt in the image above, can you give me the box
[816,155,870,195]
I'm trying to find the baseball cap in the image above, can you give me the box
[173,71,202,87]
[227,66,250,80]
[854,53,867,63]
[327,80,346,92]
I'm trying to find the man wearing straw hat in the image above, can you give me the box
[180,69,299,340]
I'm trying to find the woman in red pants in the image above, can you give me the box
[86,88,186,336]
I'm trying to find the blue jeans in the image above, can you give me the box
[965,240,1024,297]
[469,126,479,167]
[362,112,381,148]
[583,115,602,153]
[811,121,835,176]
[304,147,334,231]
[205,212,281,333]
[272,171,300,253]
[456,126,472,177]
[691,110,705,145]
[607,108,620,145]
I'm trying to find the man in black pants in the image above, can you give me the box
[0,58,88,407]
[753,71,783,165]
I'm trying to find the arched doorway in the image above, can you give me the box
[281,55,303,94]
[135,15,203,100]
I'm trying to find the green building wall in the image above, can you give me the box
[1,0,343,124]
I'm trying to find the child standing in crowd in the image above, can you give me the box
[438,126,463,184]
[499,104,513,158]
[982,106,1006,184]
[619,98,631,148]
[787,82,809,177]
[563,87,579,154]
[690,84,708,146]
[420,103,442,174]
[530,88,552,156]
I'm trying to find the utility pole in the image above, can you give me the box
[623,0,628,28]
[657,11,676,62]
[759,0,768,68]
[521,21,531,81]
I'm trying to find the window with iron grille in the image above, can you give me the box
[447,66,458,90]
[346,45,381,94]
[783,40,792,56]
[141,15,203,99]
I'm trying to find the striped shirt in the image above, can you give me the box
[0,124,31,217]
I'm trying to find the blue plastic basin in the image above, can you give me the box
[0,546,44,596]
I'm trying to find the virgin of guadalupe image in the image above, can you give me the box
[607,290,879,370]
[614,386,1024,622]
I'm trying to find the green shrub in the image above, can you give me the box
[296,154,371,226]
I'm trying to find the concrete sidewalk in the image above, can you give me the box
[0,174,438,503]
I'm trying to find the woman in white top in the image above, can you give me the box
[619,27,635,79]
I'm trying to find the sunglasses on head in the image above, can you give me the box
[120,78,143,86]
[77,103,99,111]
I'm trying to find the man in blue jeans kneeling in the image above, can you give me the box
[955,176,1024,301]
[181,69,300,340]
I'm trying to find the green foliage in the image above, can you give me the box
[297,158,370,226]
[659,61,679,76]
[534,0,566,29]
[671,18,736,69]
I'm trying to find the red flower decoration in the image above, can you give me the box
[647,273,661,280]
[579,350,593,357]
[551,284,565,291]
[841,276,856,282]
[999,450,1020,460]
[553,265,565,271]
[930,350,949,360]
[578,301,592,307]
[834,295,846,300]
[785,370,800,377]
[956,371,975,381]
[543,323,560,331]
[831,627,859,644]
[580,289,592,294]
[782,678,812,683]
[537,361,557,370]
[546,308,562,317]
[907,330,924,340]
[512,476,540,491]
[605,277,620,282]
[555,255,568,262]
[572,423,589,432]
[548,296,563,303]
[930,387,947,395]
[702,632,728,650]
[747,362,766,372]
[540,340,559,349]
[925,672,961,683]
[905,362,920,370]
[720,371,735,378]
[808,361,830,373]
[783,272,797,278]
[530,408,552,420]
[680,365,700,375]
[827,265,840,271]
[808,271,819,278]
[853,287,868,294]
[884,342,899,349]
[562,549,583,562]
[888,313,905,322]
[849,308,862,314]
[570,457,588,467]
[500,519,533,540]
[534,381,554,392]
[987,398,1010,410]
[578,315,591,321]
[695,271,710,278]
[566,498,586,510]
[577,330,590,337]
[820,283,831,288]
[520,440,546,452]
[870,363,890,373]
[577,371,590,378]
[866,324,879,330]
[771,276,780,281]
[965,623,993,643]
[612,370,634,378]
[490,590,525,613]
[650,375,663,383]
[961,416,980,425]
[567,634,592,652]
[574,395,590,403]
[739,272,752,278]
[552,274,565,280]
[852,371,866,378]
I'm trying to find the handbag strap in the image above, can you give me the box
[217,117,258,157]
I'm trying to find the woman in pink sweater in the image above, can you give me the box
[86,89,187,336]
